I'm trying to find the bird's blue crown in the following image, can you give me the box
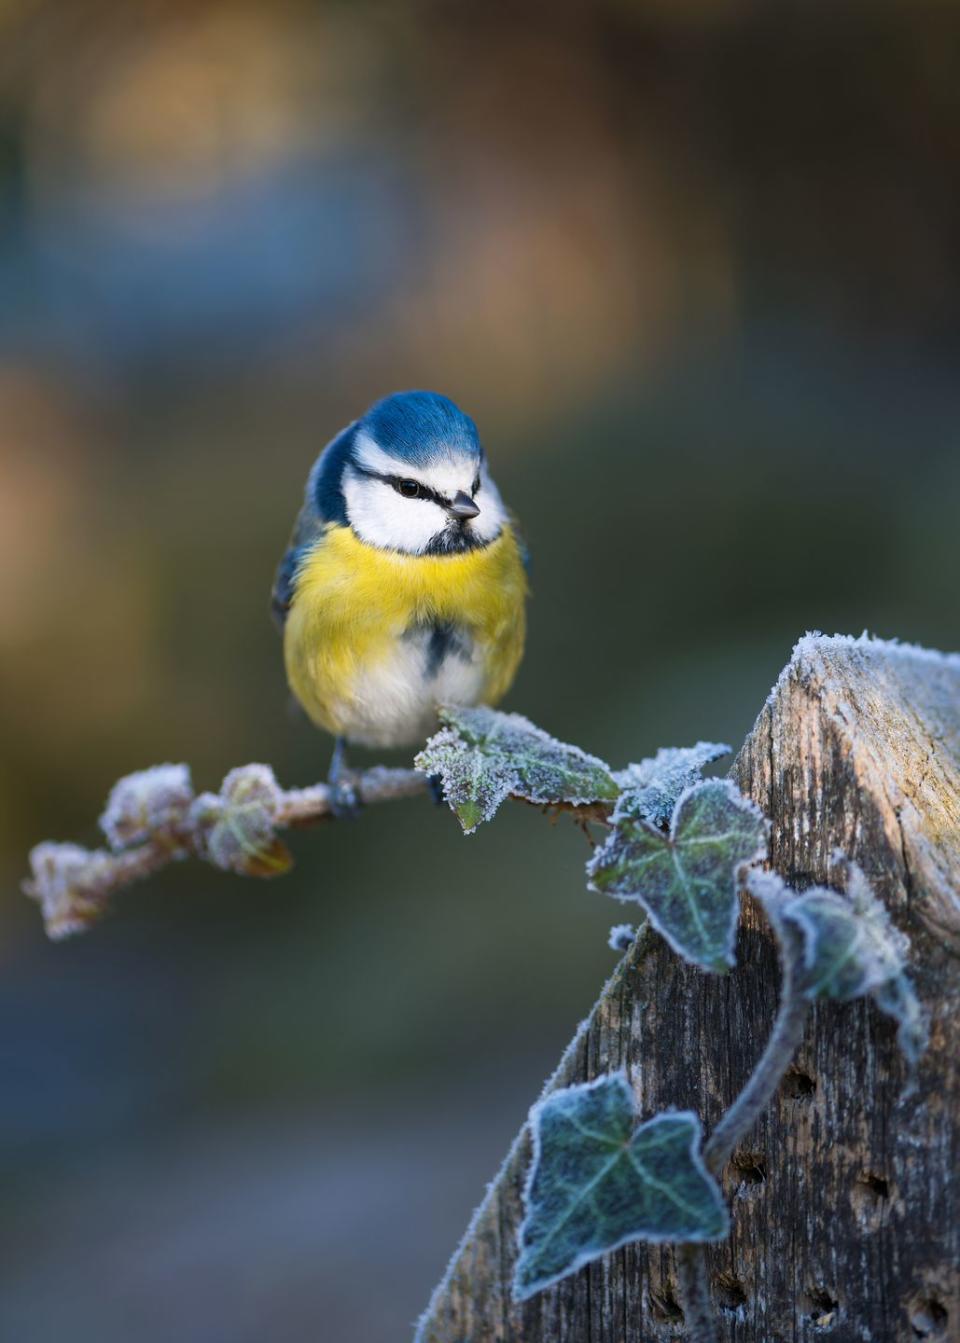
[361,391,482,466]
[310,391,483,527]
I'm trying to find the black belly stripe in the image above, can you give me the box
[424,622,469,679]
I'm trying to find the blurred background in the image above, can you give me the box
[1,1,958,1338]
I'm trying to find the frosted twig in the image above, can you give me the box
[277,767,429,824]
[23,761,429,942]
[23,759,610,942]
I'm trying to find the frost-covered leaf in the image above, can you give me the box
[99,763,194,851]
[780,865,906,1000]
[191,764,293,877]
[749,866,927,1069]
[587,780,768,973]
[24,842,111,940]
[872,974,927,1070]
[415,707,619,834]
[514,1073,728,1300]
[614,742,730,827]
[782,891,900,1000]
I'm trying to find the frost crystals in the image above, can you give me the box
[24,843,117,941]
[416,706,619,834]
[750,865,927,1068]
[25,763,196,939]
[191,764,293,877]
[514,1073,728,1300]
[100,763,193,851]
[588,780,768,973]
[614,741,730,827]
[608,922,639,952]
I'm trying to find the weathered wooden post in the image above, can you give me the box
[416,634,960,1342]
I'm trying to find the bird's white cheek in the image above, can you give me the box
[342,472,444,553]
[471,477,507,542]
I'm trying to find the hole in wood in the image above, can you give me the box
[851,1169,891,1227]
[714,1272,748,1312]
[800,1286,839,1327]
[649,1286,684,1324]
[856,1170,889,1200]
[781,1065,816,1099]
[732,1150,767,1185]
[909,1297,949,1338]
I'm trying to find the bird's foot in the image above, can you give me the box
[327,736,363,820]
[329,777,363,821]
[427,773,446,806]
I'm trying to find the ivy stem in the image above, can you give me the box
[704,911,808,1175]
[675,898,808,1340]
[675,1242,718,1343]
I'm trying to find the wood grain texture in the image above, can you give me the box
[415,634,960,1343]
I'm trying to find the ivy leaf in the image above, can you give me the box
[872,974,927,1071]
[415,707,619,834]
[782,891,901,1000]
[614,742,730,827]
[777,862,907,999]
[750,866,928,1069]
[514,1072,728,1300]
[587,780,768,973]
[191,764,293,877]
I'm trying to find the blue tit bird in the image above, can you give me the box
[272,390,528,788]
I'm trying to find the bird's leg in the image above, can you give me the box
[328,735,347,786]
[327,736,362,820]
[427,773,446,806]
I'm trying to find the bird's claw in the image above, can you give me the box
[329,777,363,821]
[326,736,362,819]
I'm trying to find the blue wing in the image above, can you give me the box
[515,526,532,576]
[271,423,356,629]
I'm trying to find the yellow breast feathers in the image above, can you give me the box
[284,524,528,745]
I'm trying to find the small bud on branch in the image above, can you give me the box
[23,761,431,940]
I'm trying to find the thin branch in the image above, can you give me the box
[277,766,429,825]
[22,759,611,942]
[23,761,430,941]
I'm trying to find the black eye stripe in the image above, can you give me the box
[350,460,479,509]
[390,474,445,506]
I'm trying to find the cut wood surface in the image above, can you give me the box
[415,634,960,1343]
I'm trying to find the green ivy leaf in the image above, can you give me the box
[415,707,619,834]
[191,764,293,877]
[614,741,730,827]
[514,1073,728,1300]
[750,866,928,1069]
[587,780,768,973]
[782,891,901,1000]
[872,974,927,1070]
[776,861,907,999]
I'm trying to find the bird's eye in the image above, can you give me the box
[397,478,421,499]
[471,474,481,496]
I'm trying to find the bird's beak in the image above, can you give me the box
[447,490,480,520]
